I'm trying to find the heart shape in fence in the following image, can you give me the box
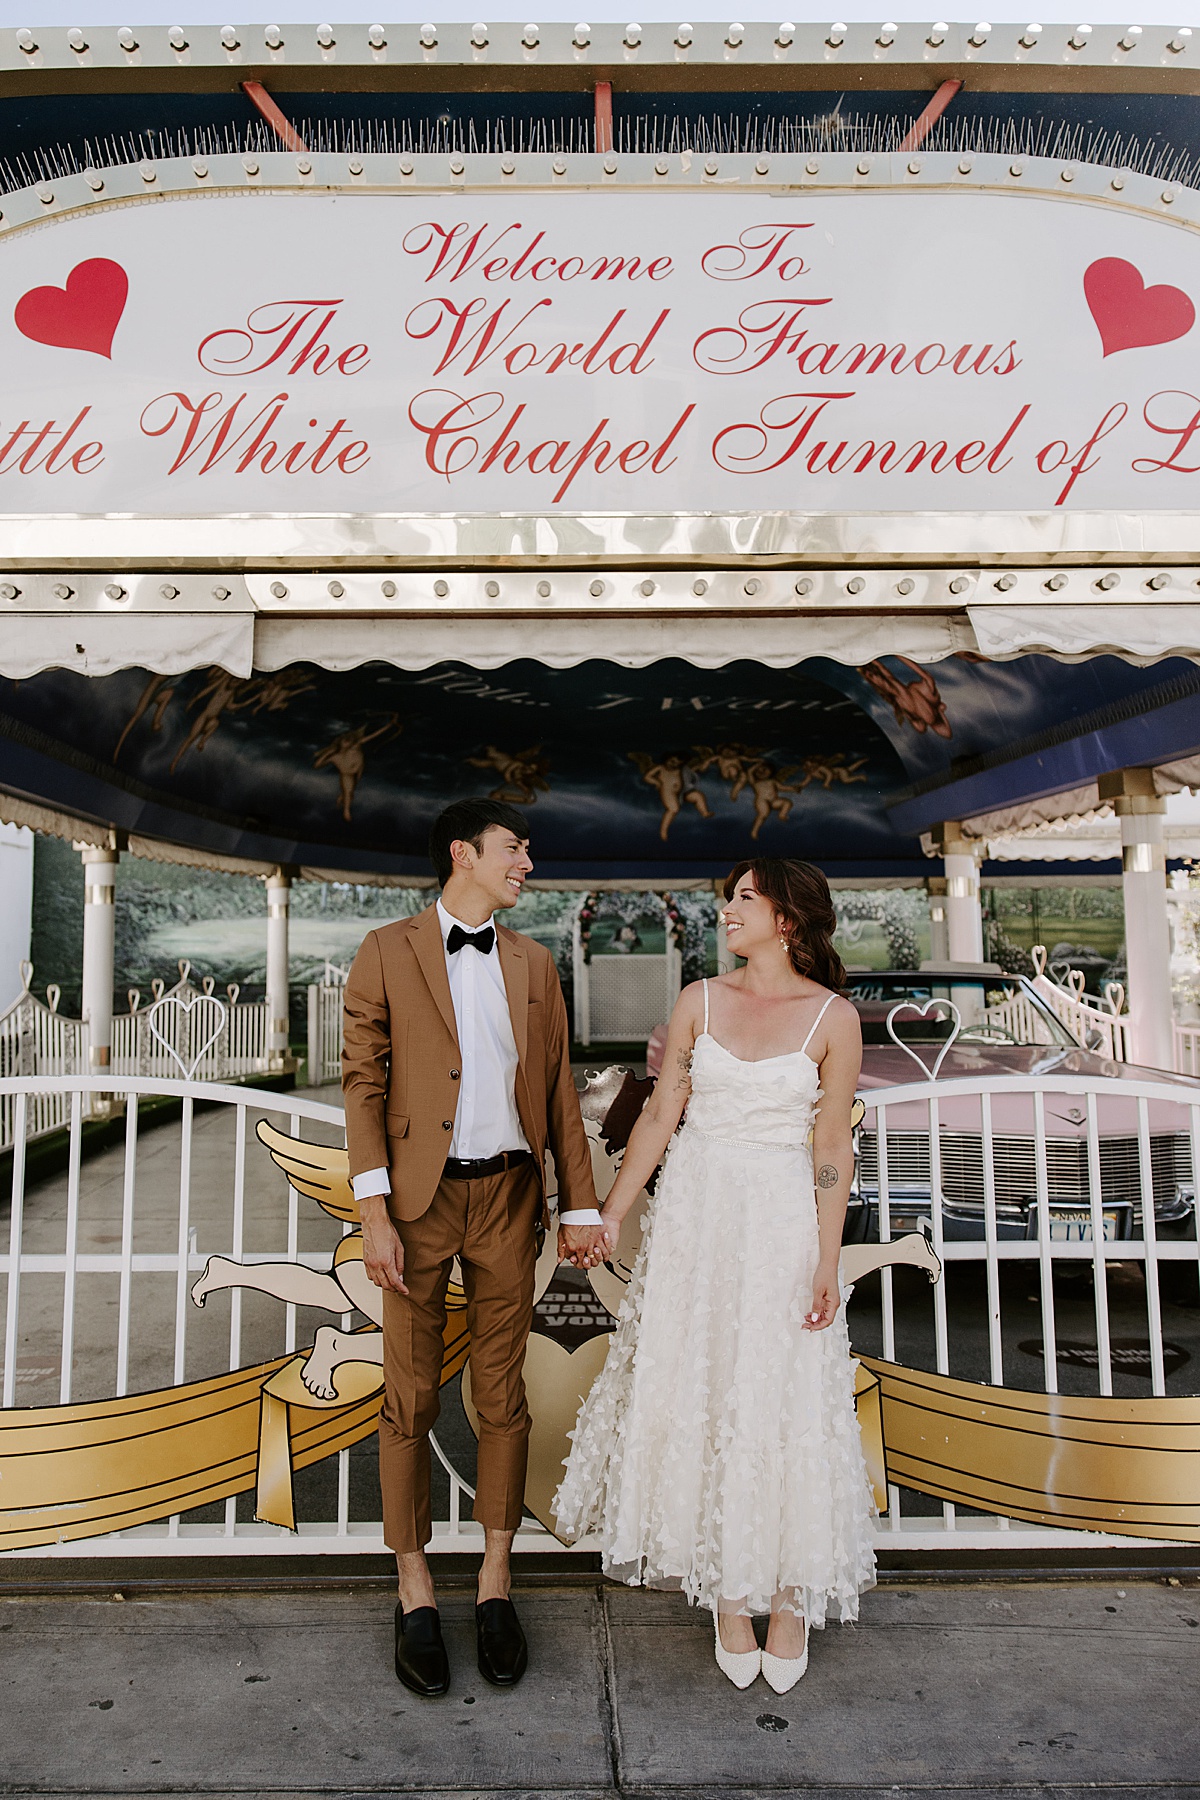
[147,992,227,1080]
[885,999,963,1082]
[1031,946,1048,979]
[1103,982,1126,1017]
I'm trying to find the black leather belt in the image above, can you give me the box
[443,1150,532,1181]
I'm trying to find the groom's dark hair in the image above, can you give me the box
[429,798,531,887]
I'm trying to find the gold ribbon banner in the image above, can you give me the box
[3,1332,1198,1552]
[859,1355,1200,1541]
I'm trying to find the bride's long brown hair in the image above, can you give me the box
[723,858,847,993]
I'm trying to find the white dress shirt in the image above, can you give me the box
[351,898,529,1203]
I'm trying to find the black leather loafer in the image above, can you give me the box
[476,1596,529,1687]
[394,1603,450,1696]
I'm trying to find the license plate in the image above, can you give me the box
[1048,1210,1119,1242]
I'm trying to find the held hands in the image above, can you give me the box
[802,1257,841,1331]
[557,1221,612,1271]
[358,1194,409,1295]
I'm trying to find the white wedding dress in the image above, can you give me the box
[554,981,877,1625]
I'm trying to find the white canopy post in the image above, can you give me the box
[79,843,118,1072]
[1099,769,1174,1070]
[926,877,950,963]
[933,824,984,963]
[266,868,292,1070]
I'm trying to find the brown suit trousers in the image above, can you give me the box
[380,1160,541,1553]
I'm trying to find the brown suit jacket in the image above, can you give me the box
[341,903,597,1224]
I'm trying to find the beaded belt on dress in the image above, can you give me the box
[680,1122,808,1153]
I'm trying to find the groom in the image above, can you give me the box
[342,798,604,1697]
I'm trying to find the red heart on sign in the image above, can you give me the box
[14,257,128,358]
[1084,257,1195,357]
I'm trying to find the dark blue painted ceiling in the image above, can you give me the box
[1,650,1195,879]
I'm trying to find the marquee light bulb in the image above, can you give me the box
[15,27,35,50]
[117,27,137,50]
[67,27,87,50]
[167,25,187,49]
[776,20,795,45]
[826,20,846,45]
[219,25,239,49]
[1118,26,1140,48]
[419,23,437,46]
[264,24,283,47]
[316,22,335,46]
[522,23,539,45]
[574,21,591,44]
[470,22,489,46]
[927,20,947,43]
[967,20,991,45]
[876,21,896,45]
[624,22,643,45]
[675,21,693,45]
[1067,24,1091,48]
[726,21,744,45]
[368,24,386,47]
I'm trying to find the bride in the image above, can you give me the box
[554,856,876,1694]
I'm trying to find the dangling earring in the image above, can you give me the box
[779,936,789,952]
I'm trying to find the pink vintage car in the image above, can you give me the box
[843,971,1198,1305]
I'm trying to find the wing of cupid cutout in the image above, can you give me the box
[2,1103,1199,1551]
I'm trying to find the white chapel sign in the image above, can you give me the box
[1,188,1199,519]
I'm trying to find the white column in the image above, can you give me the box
[266,869,291,1069]
[79,843,118,1072]
[935,824,984,963]
[1100,770,1173,1070]
[0,824,34,1012]
[714,880,731,973]
[926,877,950,964]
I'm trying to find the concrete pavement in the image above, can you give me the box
[2,1577,1198,1798]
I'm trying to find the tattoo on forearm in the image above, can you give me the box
[817,1164,839,1190]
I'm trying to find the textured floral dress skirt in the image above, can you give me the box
[553,1029,877,1625]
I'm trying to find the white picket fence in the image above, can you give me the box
[0,968,90,1148]
[112,965,269,1080]
[307,962,348,1087]
[1029,945,1131,1061]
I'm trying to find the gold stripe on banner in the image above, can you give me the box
[0,1303,472,1551]
[860,1356,1200,1540]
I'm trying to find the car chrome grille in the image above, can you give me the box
[857,1129,1192,1208]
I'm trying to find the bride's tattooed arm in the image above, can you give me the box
[816,1163,839,1190]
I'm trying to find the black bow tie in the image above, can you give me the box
[446,924,495,956]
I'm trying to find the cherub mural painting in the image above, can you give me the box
[313,714,402,822]
[466,744,552,805]
[859,656,953,739]
[628,751,714,840]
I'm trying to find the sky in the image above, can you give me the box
[1,5,1197,29]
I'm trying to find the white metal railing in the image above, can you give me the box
[0,1073,522,1558]
[307,983,344,1086]
[113,967,270,1081]
[1029,945,1131,1061]
[0,966,90,1147]
[2,1047,1197,1558]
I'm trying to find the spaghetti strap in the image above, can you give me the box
[799,992,837,1057]
[701,977,710,1036]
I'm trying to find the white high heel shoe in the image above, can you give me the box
[713,1615,761,1689]
[761,1621,808,1695]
